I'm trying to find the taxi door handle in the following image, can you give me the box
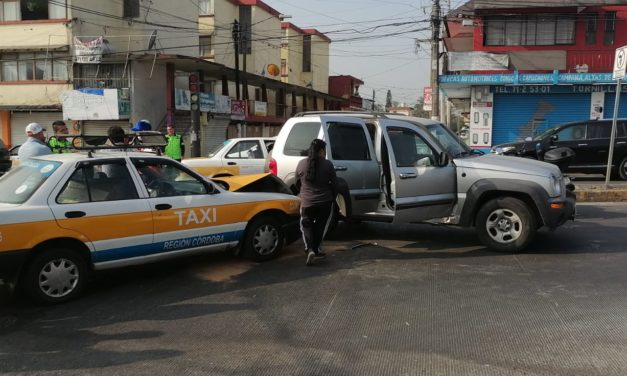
[577,143,588,146]
[65,211,86,218]
[399,172,417,179]
[227,162,237,165]
[155,204,172,211]
[334,165,347,171]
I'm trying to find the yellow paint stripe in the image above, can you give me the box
[0,220,88,252]
[56,212,154,241]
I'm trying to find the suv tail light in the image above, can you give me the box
[269,158,277,175]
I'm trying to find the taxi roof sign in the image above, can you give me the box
[612,45,627,80]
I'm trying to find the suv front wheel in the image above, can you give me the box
[475,197,536,252]
[618,156,627,181]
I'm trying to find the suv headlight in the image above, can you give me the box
[491,146,516,155]
[549,173,562,197]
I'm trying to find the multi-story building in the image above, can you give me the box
[440,0,627,151]
[281,22,330,94]
[328,75,365,110]
[0,0,340,155]
[0,0,198,147]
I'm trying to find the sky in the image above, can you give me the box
[262,0,468,106]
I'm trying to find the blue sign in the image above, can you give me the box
[491,84,627,94]
[440,71,616,85]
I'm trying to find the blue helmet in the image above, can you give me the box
[131,119,151,131]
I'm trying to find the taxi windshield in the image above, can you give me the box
[207,139,233,158]
[0,160,61,204]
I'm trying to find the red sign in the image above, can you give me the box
[231,100,247,117]
[423,87,432,105]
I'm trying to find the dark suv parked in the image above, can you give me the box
[491,119,627,180]
[0,139,11,176]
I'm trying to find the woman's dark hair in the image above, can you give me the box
[107,125,126,144]
[306,139,326,181]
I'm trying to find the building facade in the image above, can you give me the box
[441,0,627,151]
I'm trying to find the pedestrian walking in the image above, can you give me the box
[295,139,338,266]
[18,123,52,160]
[164,124,185,162]
[47,120,72,153]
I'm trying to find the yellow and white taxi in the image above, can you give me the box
[182,137,275,177]
[0,150,300,304]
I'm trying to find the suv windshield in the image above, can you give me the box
[0,160,61,204]
[425,123,473,157]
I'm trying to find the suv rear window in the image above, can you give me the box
[284,122,321,156]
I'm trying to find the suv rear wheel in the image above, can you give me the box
[475,197,536,252]
[21,248,88,304]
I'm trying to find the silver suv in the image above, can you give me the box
[271,112,576,252]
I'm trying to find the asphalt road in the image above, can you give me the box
[1,203,627,375]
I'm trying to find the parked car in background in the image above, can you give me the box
[491,119,627,180]
[183,137,275,177]
[0,144,300,304]
[0,139,11,176]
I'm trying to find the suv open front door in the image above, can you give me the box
[320,115,380,217]
[379,119,457,223]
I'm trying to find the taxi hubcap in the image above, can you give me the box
[39,258,79,298]
[253,224,279,255]
[486,208,522,244]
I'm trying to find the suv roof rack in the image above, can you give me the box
[294,110,408,118]
[71,132,167,157]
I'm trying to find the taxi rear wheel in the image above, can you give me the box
[21,248,88,305]
[242,216,284,262]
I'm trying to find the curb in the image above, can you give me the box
[574,186,627,202]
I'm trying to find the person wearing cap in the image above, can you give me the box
[164,124,184,162]
[47,120,72,153]
[18,123,52,160]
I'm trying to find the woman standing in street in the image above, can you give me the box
[295,139,338,266]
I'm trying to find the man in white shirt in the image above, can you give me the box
[18,123,52,160]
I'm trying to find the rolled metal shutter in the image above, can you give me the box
[603,93,627,119]
[10,111,63,147]
[82,120,131,136]
[492,93,590,145]
[202,115,230,156]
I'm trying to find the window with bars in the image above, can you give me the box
[484,15,575,46]
[585,13,597,45]
[604,11,616,46]
[74,64,128,89]
[199,35,212,57]
[0,0,66,21]
[302,35,311,72]
[0,52,68,81]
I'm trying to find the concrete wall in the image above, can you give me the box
[0,22,70,49]
[248,7,281,80]
[281,26,304,87]
[212,0,238,68]
[0,84,72,107]
[71,0,198,59]
[309,34,329,93]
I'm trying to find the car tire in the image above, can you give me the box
[21,248,88,305]
[242,215,284,262]
[618,156,627,181]
[475,197,536,253]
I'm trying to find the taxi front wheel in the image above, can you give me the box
[242,216,284,262]
[21,248,88,305]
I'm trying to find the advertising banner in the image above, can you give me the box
[199,92,215,113]
[254,101,267,116]
[215,95,231,114]
[62,88,129,120]
[469,86,493,150]
[175,89,191,111]
[73,37,104,64]
[231,100,247,120]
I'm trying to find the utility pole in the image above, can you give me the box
[232,19,241,100]
[372,89,375,111]
[430,0,441,121]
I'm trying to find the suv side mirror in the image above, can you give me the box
[551,134,558,142]
[524,137,532,142]
[437,152,449,167]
